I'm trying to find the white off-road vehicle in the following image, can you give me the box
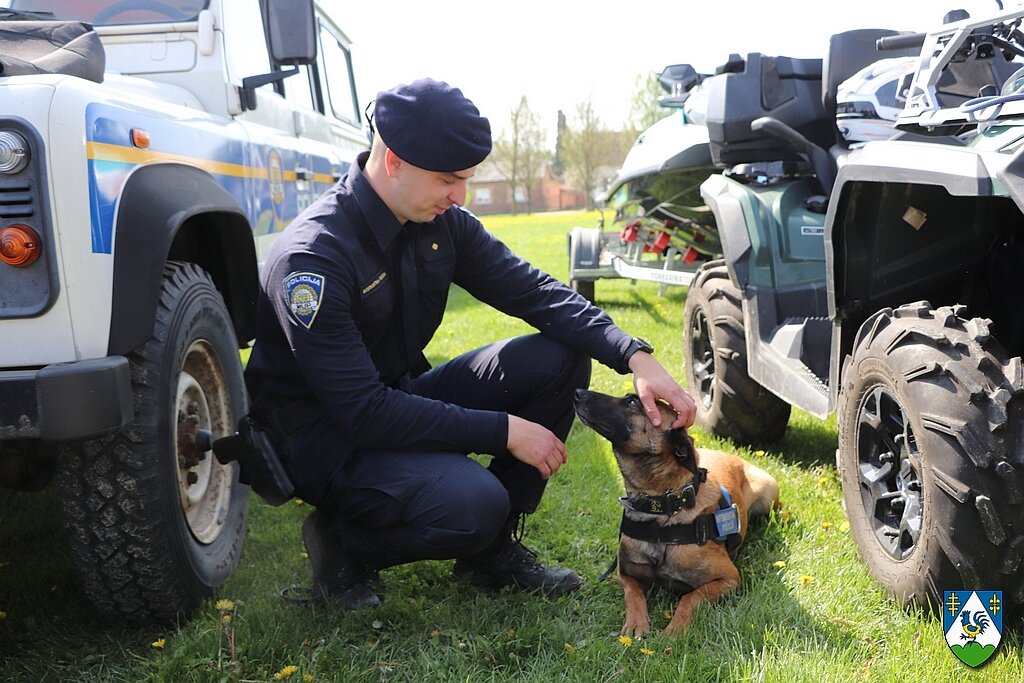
[0,0,367,623]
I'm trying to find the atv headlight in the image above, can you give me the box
[0,131,29,174]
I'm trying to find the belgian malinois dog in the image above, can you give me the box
[574,389,780,636]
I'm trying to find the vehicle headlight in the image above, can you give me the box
[0,131,29,174]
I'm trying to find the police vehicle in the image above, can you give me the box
[0,0,367,623]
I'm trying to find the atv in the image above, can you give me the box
[683,5,1024,613]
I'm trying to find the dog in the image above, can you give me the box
[573,389,780,636]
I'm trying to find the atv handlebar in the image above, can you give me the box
[877,32,926,51]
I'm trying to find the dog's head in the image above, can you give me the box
[573,389,699,492]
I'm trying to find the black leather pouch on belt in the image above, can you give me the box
[213,415,295,506]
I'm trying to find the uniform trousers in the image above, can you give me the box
[292,334,591,570]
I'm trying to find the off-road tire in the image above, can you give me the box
[837,301,1024,612]
[683,262,790,443]
[571,278,595,302]
[58,262,249,624]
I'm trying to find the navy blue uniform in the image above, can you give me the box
[246,152,635,568]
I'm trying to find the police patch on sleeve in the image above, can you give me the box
[283,271,325,329]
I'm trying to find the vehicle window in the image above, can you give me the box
[220,0,272,88]
[284,64,318,113]
[317,22,360,125]
[5,0,208,26]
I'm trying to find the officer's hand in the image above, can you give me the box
[628,351,697,429]
[506,415,567,479]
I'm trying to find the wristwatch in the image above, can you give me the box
[623,337,655,367]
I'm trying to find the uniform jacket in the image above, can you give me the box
[245,152,635,466]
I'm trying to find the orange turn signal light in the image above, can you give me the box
[0,224,41,267]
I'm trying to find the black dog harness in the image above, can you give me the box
[598,468,742,581]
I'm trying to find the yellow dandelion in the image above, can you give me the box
[430,629,440,638]
[564,642,575,653]
[618,635,633,647]
[818,476,830,486]
[151,638,166,649]
[301,551,309,560]
[772,561,787,569]
[663,610,673,621]
[294,499,305,507]
[303,675,314,682]
[799,575,815,585]
[274,664,299,680]
[221,614,232,624]
[215,598,235,611]
[754,450,765,457]
[821,521,834,531]
[640,648,656,656]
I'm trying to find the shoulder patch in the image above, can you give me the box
[283,271,326,329]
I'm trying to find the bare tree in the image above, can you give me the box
[562,98,619,209]
[490,96,547,214]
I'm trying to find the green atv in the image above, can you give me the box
[684,6,1024,613]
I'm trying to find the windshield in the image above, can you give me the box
[2,1,208,26]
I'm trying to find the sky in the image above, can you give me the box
[335,0,1014,138]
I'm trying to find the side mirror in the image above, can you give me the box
[240,0,318,111]
[262,0,317,65]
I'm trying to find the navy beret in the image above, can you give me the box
[374,78,492,172]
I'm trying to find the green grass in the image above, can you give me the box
[2,209,1022,681]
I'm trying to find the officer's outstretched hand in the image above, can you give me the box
[629,350,697,429]
[507,415,567,479]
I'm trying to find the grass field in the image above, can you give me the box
[1,210,1022,681]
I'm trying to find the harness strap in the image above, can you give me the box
[617,484,743,553]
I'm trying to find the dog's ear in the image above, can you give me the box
[667,427,696,464]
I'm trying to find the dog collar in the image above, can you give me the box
[619,467,708,516]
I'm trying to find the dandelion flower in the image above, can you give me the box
[303,675,314,682]
[618,635,633,647]
[818,476,830,486]
[772,561,787,569]
[821,521,834,530]
[301,551,309,560]
[275,664,299,680]
[564,643,575,653]
[799,575,815,585]
[640,648,656,656]
[754,450,765,457]
[215,599,235,611]
[663,610,673,621]
[294,499,305,506]
[221,614,232,624]
[151,638,166,649]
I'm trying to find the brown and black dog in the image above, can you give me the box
[574,389,780,636]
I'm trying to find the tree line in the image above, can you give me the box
[488,71,665,214]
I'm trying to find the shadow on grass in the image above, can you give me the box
[0,486,156,680]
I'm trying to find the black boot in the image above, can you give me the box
[453,514,581,597]
[302,510,380,609]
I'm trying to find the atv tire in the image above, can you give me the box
[58,262,249,624]
[837,301,1024,611]
[683,262,790,443]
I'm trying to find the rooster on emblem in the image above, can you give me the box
[960,610,991,642]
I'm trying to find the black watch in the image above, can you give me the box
[624,337,655,366]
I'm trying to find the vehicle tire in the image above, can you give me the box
[58,262,249,624]
[571,278,595,302]
[683,261,790,443]
[837,301,1024,612]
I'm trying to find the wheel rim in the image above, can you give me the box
[689,308,715,409]
[175,340,234,545]
[856,384,923,561]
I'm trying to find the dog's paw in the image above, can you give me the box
[620,619,652,638]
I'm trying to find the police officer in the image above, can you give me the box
[245,78,696,608]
